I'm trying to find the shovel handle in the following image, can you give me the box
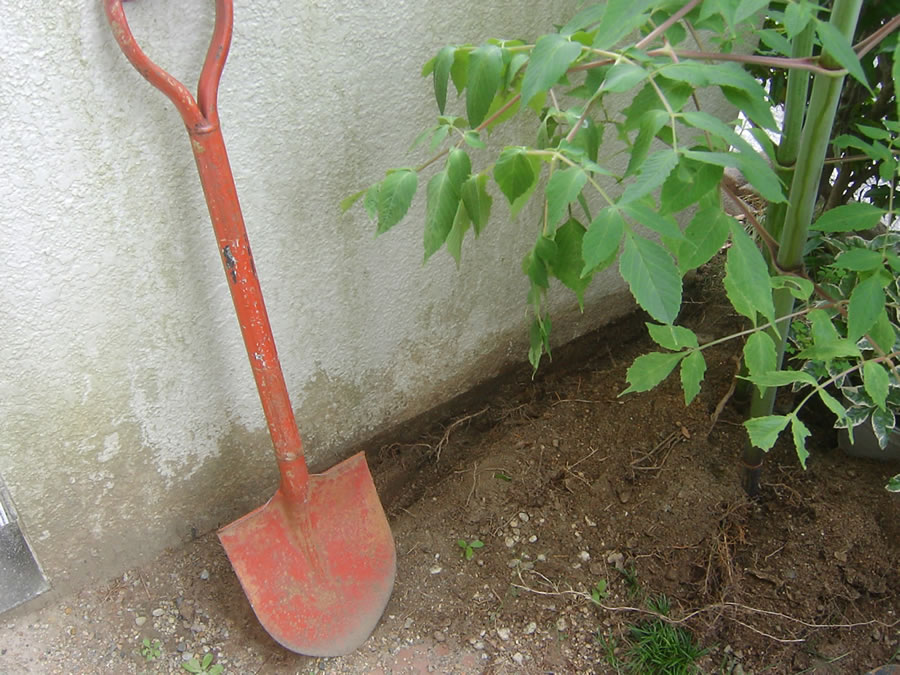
[104,0,310,500]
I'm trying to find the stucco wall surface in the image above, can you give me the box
[1,0,651,596]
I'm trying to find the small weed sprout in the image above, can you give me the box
[139,637,162,662]
[590,579,609,605]
[182,652,223,674]
[457,538,484,560]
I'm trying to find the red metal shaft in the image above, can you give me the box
[103,0,309,500]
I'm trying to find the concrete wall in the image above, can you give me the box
[0,0,643,598]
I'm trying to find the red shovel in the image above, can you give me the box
[104,0,396,657]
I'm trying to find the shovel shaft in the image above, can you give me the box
[104,0,309,499]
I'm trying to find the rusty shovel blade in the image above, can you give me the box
[218,452,396,657]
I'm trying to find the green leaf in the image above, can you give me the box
[868,310,896,354]
[376,170,418,234]
[743,331,776,378]
[810,203,886,232]
[424,150,469,261]
[433,46,455,114]
[623,78,693,131]
[744,415,790,451]
[723,221,776,324]
[590,0,658,49]
[681,150,784,203]
[886,474,900,493]
[520,34,583,107]
[647,323,699,350]
[757,28,793,56]
[363,183,379,219]
[494,147,538,204]
[463,130,486,149]
[680,350,706,405]
[619,232,682,324]
[784,1,812,38]
[622,201,683,241]
[621,351,686,395]
[660,158,723,215]
[601,62,649,93]
[856,123,892,141]
[721,86,779,132]
[461,173,493,235]
[546,167,588,229]
[832,248,885,272]
[848,274,886,342]
[451,47,470,93]
[790,415,811,468]
[467,44,504,126]
[796,309,861,361]
[818,388,848,423]
[626,110,670,177]
[815,19,871,91]
[770,275,815,301]
[341,187,367,213]
[863,361,890,412]
[552,219,592,308]
[677,208,731,273]
[581,207,625,276]
[621,151,679,204]
[445,200,471,267]
[745,369,817,388]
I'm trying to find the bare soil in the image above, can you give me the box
[2,266,898,674]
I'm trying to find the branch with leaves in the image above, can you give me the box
[345,0,900,492]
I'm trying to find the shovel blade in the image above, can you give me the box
[218,452,395,656]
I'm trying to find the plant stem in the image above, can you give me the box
[765,22,815,246]
[742,0,864,496]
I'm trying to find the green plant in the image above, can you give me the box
[619,565,641,598]
[346,1,900,493]
[591,578,610,604]
[139,637,161,662]
[182,653,223,675]
[595,595,707,674]
[623,595,707,674]
[790,230,900,447]
[888,473,900,492]
[457,538,484,560]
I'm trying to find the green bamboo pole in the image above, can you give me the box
[742,0,863,496]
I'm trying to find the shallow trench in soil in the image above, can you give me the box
[1,269,898,674]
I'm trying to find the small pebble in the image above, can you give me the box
[199,569,210,581]
[429,565,443,575]
[505,537,515,548]
[182,652,194,661]
[536,554,546,562]
[578,551,590,562]
[151,608,164,617]
[434,631,446,643]
[472,640,485,650]
[518,512,529,522]
[513,652,524,665]
[176,642,186,652]
[528,535,538,543]
[556,617,567,632]
[497,627,510,641]
[523,621,537,635]
[134,617,146,627]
